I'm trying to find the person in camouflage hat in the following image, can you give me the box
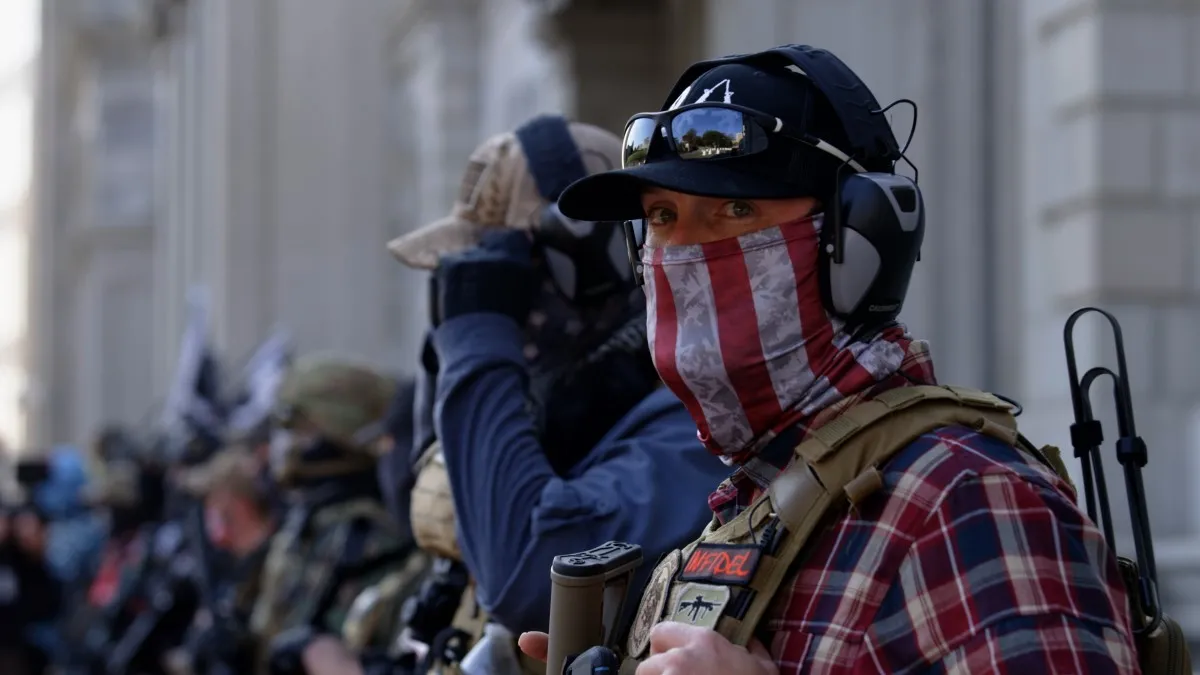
[166,446,278,675]
[249,355,423,675]
[267,355,396,486]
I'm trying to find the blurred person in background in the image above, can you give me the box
[166,446,280,675]
[0,498,61,675]
[0,448,101,674]
[251,357,422,675]
[30,447,107,595]
[68,445,187,675]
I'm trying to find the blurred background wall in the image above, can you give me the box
[7,0,1200,650]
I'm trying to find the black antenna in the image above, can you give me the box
[870,98,920,184]
[1072,366,1118,546]
[1063,307,1161,634]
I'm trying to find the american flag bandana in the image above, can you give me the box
[642,214,913,462]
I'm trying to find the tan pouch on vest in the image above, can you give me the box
[411,442,464,561]
[622,386,1053,672]
[1120,558,1193,675]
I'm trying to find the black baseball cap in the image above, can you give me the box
[558,46,900,222]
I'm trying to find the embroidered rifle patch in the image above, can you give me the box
[679,543,762,585]
[627,550,680,658]
[669,583,731,630]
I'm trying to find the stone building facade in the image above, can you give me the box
[27,0,1200,650]
[0,0,38,450]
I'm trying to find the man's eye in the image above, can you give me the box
[722,201,755,218]
[646,207,675,225]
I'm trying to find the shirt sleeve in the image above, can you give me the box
[866,470,1138,674]
[432,313,728,633]
[920,613,1138,674]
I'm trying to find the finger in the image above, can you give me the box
[634,653,670,675]
[647,621,705,655]
[517,632,549,663]
[747,637,777,672]
[748,637,772,660]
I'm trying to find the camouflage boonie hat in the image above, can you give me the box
[386,119,622,270]
[275,355,396,450]
[177,446,263,501]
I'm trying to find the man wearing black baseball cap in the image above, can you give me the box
[520,46,1136,674]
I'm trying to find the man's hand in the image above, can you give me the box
[638,623,777,675]
[267,625,321,675]
[301,635,365,675]
[433,230,537,326]
[520,624,778,675]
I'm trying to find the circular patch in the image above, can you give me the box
[626,550,680,658]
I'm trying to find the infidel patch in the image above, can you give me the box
[679,543,762,585]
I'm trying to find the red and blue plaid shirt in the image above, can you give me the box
[710,343,1139,674]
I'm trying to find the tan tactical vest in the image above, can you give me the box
[408,442,551,675]
[619,386,1076,673]
[411,442,464,561]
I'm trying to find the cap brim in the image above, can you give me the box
[387,214,482,270]
[557,159,807,222]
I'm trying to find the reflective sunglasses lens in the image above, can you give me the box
[669,108,750,160]
[622,118,657,168]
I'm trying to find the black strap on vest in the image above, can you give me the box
[514,114,588,202]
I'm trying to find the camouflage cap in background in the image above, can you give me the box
[386,118,623,270]
[177,445,264,501]
[275,355,397,451]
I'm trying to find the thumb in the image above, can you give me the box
[517,632,549,663]
[747,637,776,672]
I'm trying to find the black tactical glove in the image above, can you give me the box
[267,625,322,675]
[432,230,537,326]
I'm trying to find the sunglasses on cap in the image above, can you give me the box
[622,102,866,172]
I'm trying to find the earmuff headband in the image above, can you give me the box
[514,115,588,202]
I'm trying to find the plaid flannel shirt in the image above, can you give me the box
[710,349,1139,674]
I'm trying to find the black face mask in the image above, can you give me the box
[528,308,660,474]
[415,302,658,477]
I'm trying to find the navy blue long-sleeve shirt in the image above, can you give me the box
[432,313,730,634]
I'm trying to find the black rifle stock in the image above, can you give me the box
[547,541,643,675]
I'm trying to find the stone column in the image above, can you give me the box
[155,0,425,376]
[37,0,161,444]
[0,1,38,449]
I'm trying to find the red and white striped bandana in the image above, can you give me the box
[643,214,913,460]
